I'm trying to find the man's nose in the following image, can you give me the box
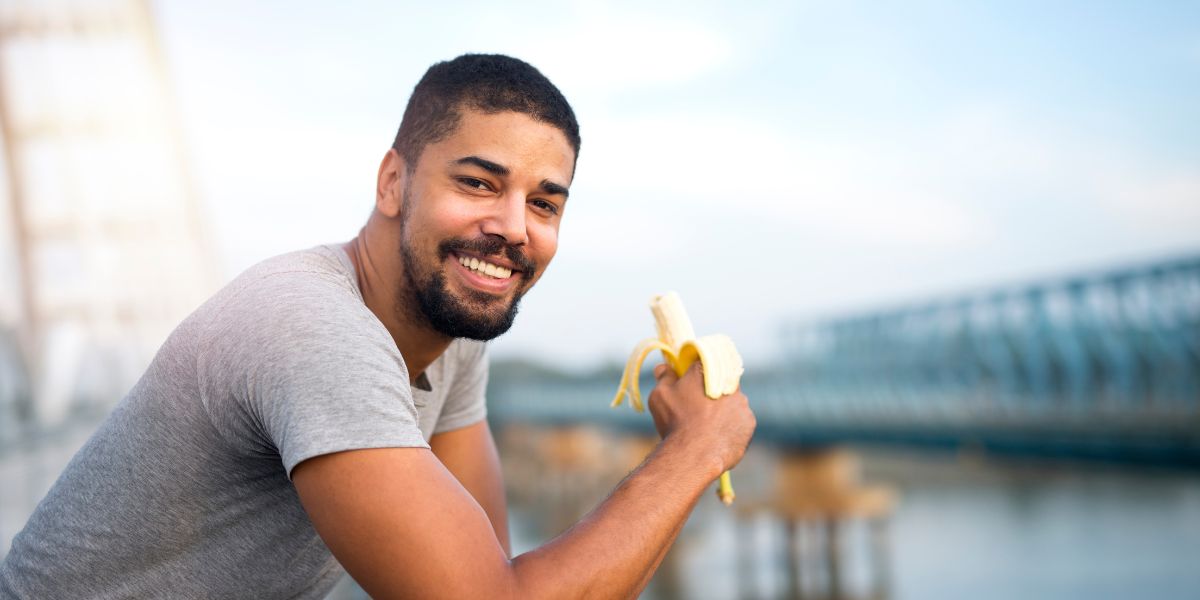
[480,192,529,246]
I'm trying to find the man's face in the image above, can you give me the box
[395,109,574,340]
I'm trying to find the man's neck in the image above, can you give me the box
[343,227,452,386]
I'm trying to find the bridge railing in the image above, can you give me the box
[782,255,1200,419]
[488,255,1200,464]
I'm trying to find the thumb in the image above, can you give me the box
[653,362,677,384]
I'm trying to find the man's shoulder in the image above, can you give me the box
[216,244,359,306]
[192,244,400,395]
[239,244,356,289]
[192,244,369,343]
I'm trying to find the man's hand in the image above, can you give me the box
[647,362,756,476]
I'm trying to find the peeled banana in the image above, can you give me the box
[611,292,745,505]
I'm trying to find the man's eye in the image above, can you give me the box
[458,177,489,190]
[531,199,559,215]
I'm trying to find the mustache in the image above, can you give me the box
[438,236,537,276]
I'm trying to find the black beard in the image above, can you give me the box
[400,235,536,341]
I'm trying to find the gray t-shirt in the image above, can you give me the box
[0,245,488,599]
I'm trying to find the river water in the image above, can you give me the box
[502,444,1200,600]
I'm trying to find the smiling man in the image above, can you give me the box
[0,54,756,599]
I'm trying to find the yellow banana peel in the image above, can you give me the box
[612,292,745,505]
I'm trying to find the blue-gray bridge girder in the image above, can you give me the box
[488,254,1200,467]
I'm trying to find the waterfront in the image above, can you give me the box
[503,439,1200,600]
[843,450,1200,600]
[3,419,1199,599]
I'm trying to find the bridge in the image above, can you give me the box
[487,254,1200,467]
[1,254,1197,464]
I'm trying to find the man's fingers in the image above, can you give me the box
[653,363,670,380]
[653,362,682,386]
[652,362,701,390]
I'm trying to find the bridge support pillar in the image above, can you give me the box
[736,447,897,600]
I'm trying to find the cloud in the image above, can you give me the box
[1106,168,1200,232]
[928,105,1200,239]
[573,100,1200,260]
[577,110,990,248]
[498,4,734,97]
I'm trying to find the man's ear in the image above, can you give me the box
[376,148,408,218]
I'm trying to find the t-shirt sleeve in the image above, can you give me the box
[197,271,429,478]
[433,340,489,434]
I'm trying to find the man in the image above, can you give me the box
[0,54,755,599]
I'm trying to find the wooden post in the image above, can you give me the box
[826,518,842,599]
[870,518,892,600]
[785,518,801,599]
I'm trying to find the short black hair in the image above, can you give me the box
[392,54,580,172]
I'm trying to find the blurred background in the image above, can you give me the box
[1,0,1198,598]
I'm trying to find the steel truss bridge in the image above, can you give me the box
[489,254,1200,466]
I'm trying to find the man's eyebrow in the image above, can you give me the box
[453,155,509,176]
[539,180,570,199]
[455,155,570,199]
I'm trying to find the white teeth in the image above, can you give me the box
[457,255,513,279]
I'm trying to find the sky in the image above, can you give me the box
[147,0,1199,369]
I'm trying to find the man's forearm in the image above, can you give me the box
[294,367,752,600]
[629,505,691,597]
[509,434,722,599]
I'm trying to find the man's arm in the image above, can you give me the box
[620,363,696,595]
[429,420,511,556]
[292,364,754,600]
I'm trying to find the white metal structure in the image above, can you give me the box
[0,0,215,426]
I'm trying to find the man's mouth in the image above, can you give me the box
[456,254,514,280]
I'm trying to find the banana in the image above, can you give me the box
[611,292,745,505]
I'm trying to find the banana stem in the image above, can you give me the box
[716,471,735,505]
